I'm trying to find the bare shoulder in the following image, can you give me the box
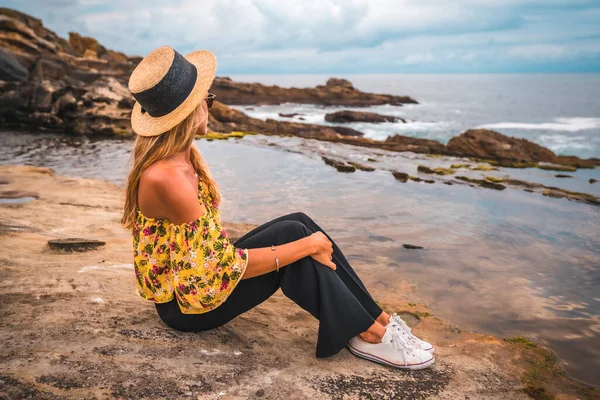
[140,161,206,224]
[141,161,184,192]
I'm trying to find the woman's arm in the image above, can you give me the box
[242,236,316,279]
[155,170,336,284]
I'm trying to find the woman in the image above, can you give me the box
[121,45,435,370]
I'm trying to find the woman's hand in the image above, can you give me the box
[309,231,337,271]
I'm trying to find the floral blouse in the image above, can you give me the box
[132,179,249,314]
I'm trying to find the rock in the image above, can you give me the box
[555,174,573,178]
[403,244,424,249]
[69,32,107,60]
[411,177,435,184]
[321,156,356,173]
[30,57,69,81]
[555,155,600,169]
[456,176,506,191]
[53,93,78,115]
[384,134,446,154]
[538,164,577,172]
[330,126,364,137]
[30,80,57,112]
[0,47,28,81]
[471,164,498,171]
[392,171,409,182]
[590,179,597,184]
[211,76,418,106]
[324,110,402,123]
[346,161,375,171]
[279,113,301,118]
[447,129,556,163]
[447,129,598,169]
[47,238,106,252]
[417,165,455,175]
[418,165,436,174]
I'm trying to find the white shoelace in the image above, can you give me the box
[384,328,416,367]
[389,313,423,350]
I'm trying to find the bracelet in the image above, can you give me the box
[271,245,279,273]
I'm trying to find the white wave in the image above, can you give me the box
[537,134,595,152]
[478,117,600,132]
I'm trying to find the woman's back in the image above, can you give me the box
[132,160,250,314]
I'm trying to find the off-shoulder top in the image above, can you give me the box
[132,178,249,314]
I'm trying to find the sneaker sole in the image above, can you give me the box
[346,343,435,370]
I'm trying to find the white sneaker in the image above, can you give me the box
[387,312,435,354]
[347,327,435,370]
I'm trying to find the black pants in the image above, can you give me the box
[155,211,383,358]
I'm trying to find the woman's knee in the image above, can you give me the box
[287,211,313,224]
[276,219,312,242]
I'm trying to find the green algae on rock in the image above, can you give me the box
[417,165,455,175]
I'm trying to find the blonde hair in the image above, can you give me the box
[120,105,221,230]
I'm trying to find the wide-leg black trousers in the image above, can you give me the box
[155,211,383,358]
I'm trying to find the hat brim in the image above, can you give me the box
[131,50,217,137]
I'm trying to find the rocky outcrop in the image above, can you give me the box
[325,110,405,123]
[0,8,140,136]
[446,129,600,168]
[207,100,364,138]
[212,76,418,106]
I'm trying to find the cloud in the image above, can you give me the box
[3,0,600,72]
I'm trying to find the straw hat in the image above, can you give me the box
[128,45,217,137]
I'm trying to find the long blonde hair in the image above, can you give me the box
[120,105,221,231]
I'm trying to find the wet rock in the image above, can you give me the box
[325,110,404,123]
[590,179,597,184]
[321,156,356,173]
[392,171,409,182]
[502,179,600,206]
[410,176,435,183]
[47,238,106,252]
[555,174,573,178]
[403,244,424,249]
[450,163,471,169]
[538,164,577,172]
[279,113,301,118]
[456,176,506,191]
[346,161,375,171]
[471,164,499,171]
[417,165,454,175]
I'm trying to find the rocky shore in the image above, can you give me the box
[1,7,599,173]
[2,164,598,399]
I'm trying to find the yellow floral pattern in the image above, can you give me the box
[132,179,249,314]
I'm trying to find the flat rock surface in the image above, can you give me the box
[1,165,593,399]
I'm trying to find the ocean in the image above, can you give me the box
[227,73,600,159]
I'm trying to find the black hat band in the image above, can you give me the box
[131,50,198,118]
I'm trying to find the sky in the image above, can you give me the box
[3,0,600,74]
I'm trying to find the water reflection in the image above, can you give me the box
[1,129,599,385]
